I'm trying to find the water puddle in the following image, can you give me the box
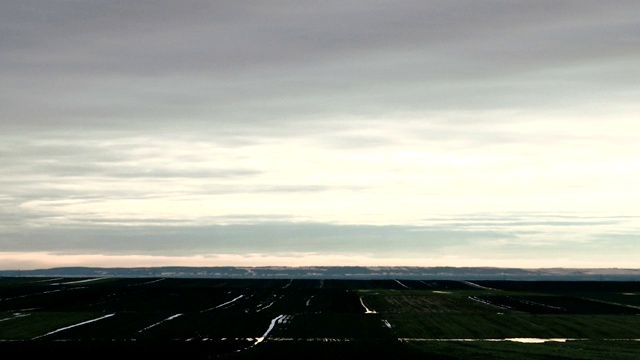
[505,338,571,343]
[201,295,244,312]
[252,314,290,346]
[399,338,640,343]
[34,313,115,339]
[359,296,377,314]
[138,313,182,333]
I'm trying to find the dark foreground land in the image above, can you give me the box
[1,277,639,359]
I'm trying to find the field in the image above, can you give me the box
[1,277,639,359]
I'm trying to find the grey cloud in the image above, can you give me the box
[1,137,261,178]
[5,1,638,75]
[437,220,620,228]
[2,218,634,260]
[588,233,640,249]
[424,213,633,228]
[0,222,498,256]
[0,204,44,228]
[314,134,400,150]
[3,1,640,132]
[25,164,260,180]
[1,210,636,265]
[494,234,640,262]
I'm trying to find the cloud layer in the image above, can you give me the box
[2,1,639,269]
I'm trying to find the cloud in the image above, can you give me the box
[0,223,468,254]
[1,214,636,259]
[1,1,639,268]
[3,1,640,131]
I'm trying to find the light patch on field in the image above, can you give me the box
[0,288,63,301]
[50,278,106,285]
[305,295,314,307]
[201,295,244,312]
[256,295,283,313]
[460,281,499,291]
[138,313,183,333]
[254,314,286,345]
[399,338,583,342]
[33,313,115,339]
[360,296,377,314]
[506,338,571,343]
[0,312,31,322]
[468,296,511,310]
[134,278,165,286]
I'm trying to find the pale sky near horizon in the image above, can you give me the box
[1,1,639,270]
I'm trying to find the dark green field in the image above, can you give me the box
[1,277,639,359]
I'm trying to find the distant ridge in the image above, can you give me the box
[2,266,639,280]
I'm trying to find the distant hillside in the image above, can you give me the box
[2,266,639,280]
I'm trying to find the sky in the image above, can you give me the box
[1,0,639,270]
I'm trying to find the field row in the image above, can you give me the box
[1,277,639,359]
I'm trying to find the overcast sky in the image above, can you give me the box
[1,1,639,270]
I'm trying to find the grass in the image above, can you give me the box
[385,313,640,339]
[405,340,640,360]
[0,311,102,339]
[0,278,639,359]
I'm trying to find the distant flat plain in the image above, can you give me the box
[1,277,639,359]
